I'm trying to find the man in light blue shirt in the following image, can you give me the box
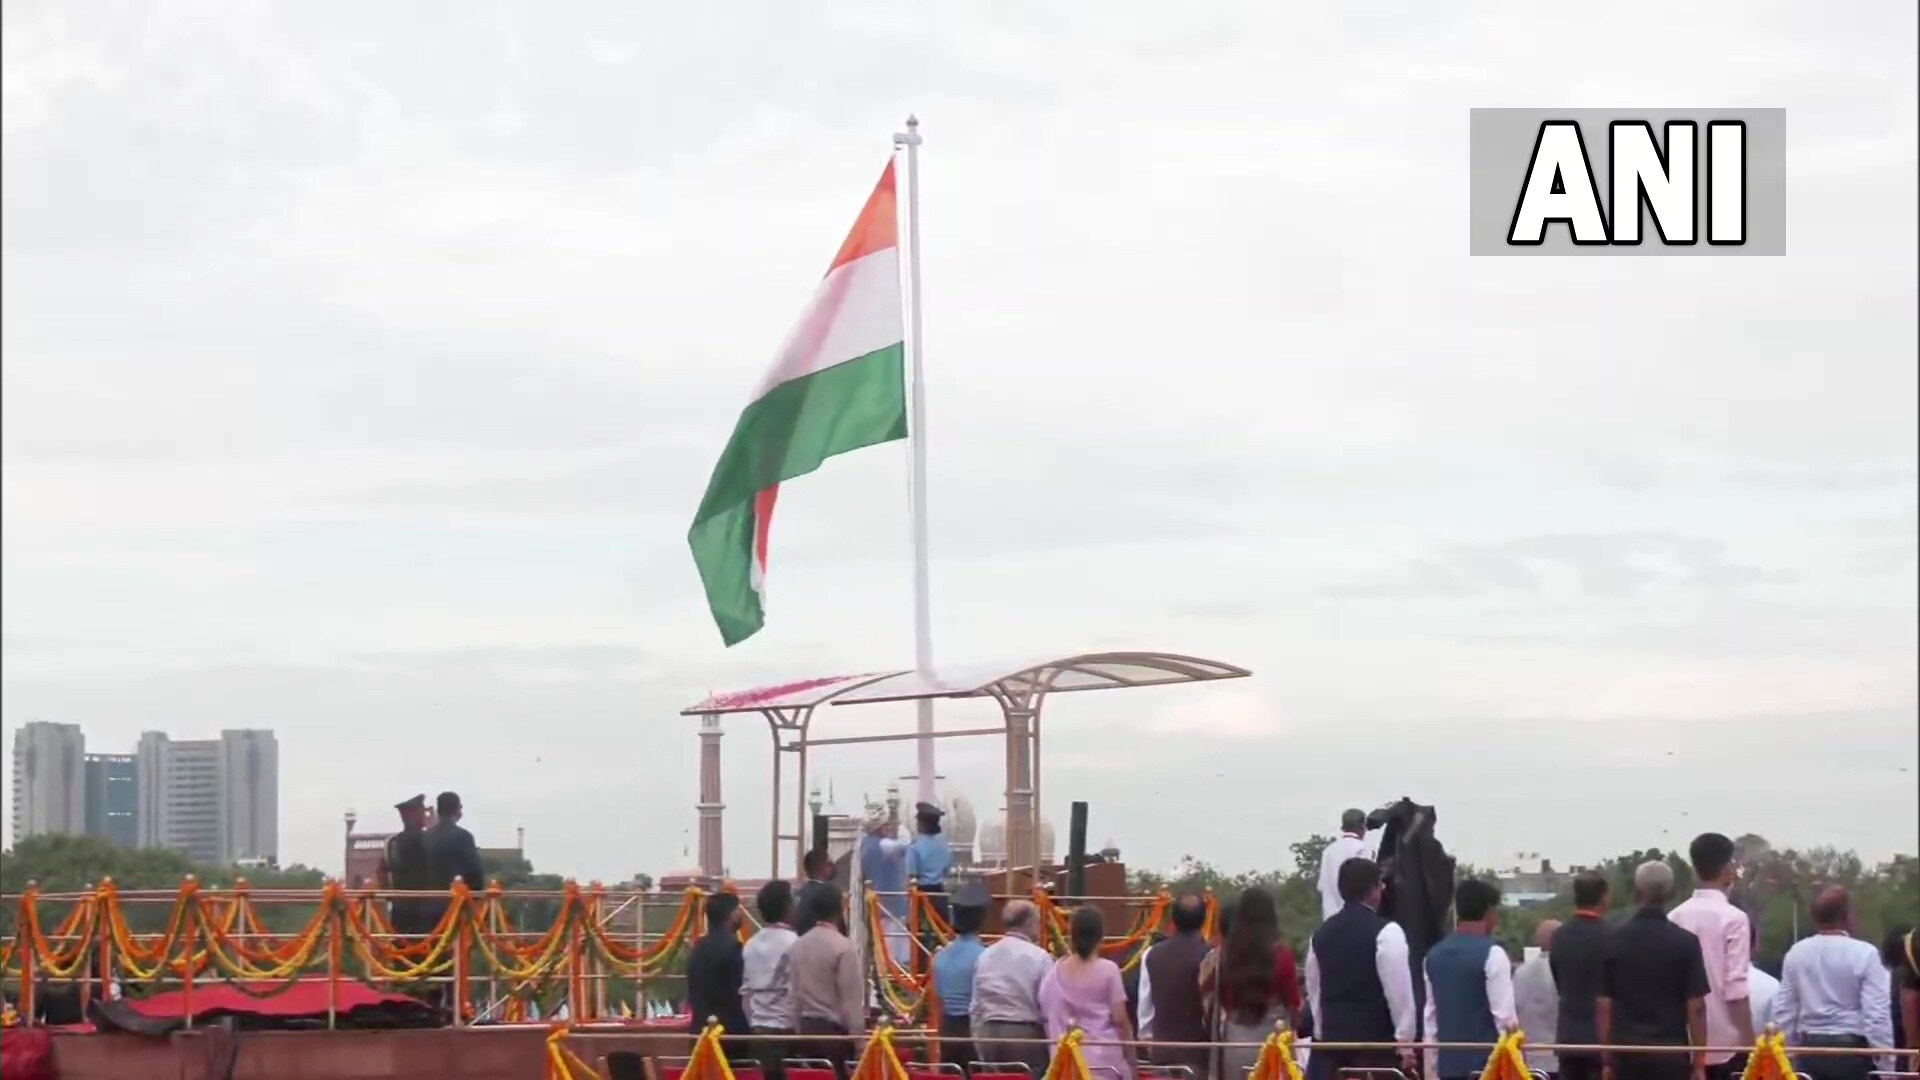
[1773,887,1893,1080]
[907,803,954,893]
[908,801,954,957]
[930,883,990,1067]
[743,881,801,1080]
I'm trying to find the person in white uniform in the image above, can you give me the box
[1316,809,1375,923]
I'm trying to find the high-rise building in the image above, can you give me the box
[83,753,138,848]
[219,729,277,865]
[11,721,87,840]
[135,729,278,866]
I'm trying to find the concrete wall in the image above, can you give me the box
[53,1027,696,1080]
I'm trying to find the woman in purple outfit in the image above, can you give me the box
[1040,906,1137,1080]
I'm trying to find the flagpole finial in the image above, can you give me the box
[893,115,922,147]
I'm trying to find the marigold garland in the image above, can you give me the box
[9,876,1209,1021]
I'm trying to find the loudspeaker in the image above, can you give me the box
[1066,801,1089,899]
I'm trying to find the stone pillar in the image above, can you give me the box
[697,715,725,878]
[343,810,357,881]
[1004,706,1037,879]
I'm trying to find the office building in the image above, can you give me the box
[1496,857,1581,907]
[218,729,278,865]
[10,721,87,840]
[136,729,279,866]
[83,753,138,848]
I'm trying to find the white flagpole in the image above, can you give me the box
[894,115,938,810]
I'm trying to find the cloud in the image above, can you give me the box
[1142,689,1286,740]
[1727,463,1920,491]
[1324,533,1781,599]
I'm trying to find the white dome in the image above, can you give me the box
[976,818,1005,861]
[971,811,1057,866]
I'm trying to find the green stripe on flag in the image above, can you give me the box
[689,343,908,645]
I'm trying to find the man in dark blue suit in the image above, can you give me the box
[423,790,487,925]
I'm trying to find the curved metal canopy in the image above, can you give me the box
[681,671,906,715]
[831,651,1248,705]
[679,650,1249,715]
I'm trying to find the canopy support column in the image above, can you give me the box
[994,689,1042,890]
[762,706,814,880]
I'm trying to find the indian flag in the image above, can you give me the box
[689,161,908,646]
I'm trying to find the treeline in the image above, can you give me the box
[1130,833,1919,971]
[0,834,584,939]
[0,833,684,1014]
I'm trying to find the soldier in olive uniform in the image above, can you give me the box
[380,794,434,937]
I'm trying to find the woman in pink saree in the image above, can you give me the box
[1039,906,1137,1080]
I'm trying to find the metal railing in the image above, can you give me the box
[1,880,1180,1028]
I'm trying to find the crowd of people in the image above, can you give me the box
[1137,825,1919,1080]
[676,812,1919,1080]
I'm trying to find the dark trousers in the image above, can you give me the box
[390,900,435,938]
[1315,1049,1400,1080]
[1149,1043,1211,1080]
[753,1026,793,1080]
[919,885,950,961]
[1560,1055,1602,1080]
[1797,1034,1872,1080]
[921,885,950,923]
[798,1016,856,1080]
[938,1013,975,1069]
[1613,1051,1692,1080]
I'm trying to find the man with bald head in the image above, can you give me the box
[1318,809,1375,921]
[1773,887,1894,1080]
[1598,861,1710,1080]
[971,899,1052,1072]
[1515,920,1562,1078]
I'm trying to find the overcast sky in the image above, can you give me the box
[4,2,1915,884]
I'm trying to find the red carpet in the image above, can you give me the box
[121,980,417,1018]
[92,980,436,1032]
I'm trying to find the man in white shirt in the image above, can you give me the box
[1747,918,1779,1035]
[1135,938,1157,1039]
[1514,921,1562,1079]
[970,900,1053,1073]
[1306,857,1420,1078]
[742,881,802,1080]
[1317,809,1374,923]
[1772,887,1893,1080]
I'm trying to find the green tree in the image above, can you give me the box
[1290,834,1334,878]
[0,834,330,936]
[481,850,568,936]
